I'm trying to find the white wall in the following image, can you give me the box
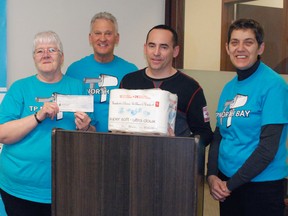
[7,0,165,86]
[184,0,222,70]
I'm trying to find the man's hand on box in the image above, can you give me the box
[167,126,175,136]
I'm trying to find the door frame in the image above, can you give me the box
[165,0,185,69]
[165,0,288,73]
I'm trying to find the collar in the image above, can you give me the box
[236,59,260,81]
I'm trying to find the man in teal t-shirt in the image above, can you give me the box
[66,12,137,132]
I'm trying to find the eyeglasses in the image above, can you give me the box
[34,47,61,57]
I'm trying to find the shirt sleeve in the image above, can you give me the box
[186,87,213,146]
[207,127,221,177]
[261,78,288,125]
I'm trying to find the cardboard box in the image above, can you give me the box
[109,89,177,135]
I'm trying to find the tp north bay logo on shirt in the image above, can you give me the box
[216,94,251,127]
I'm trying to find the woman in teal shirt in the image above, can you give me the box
[0,31,95,216]
[207,19,287,216]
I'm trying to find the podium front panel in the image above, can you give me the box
[52,129,205,216]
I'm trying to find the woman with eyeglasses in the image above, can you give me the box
[0,31,95,216]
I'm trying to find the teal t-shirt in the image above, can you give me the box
[216,62,288,182]
[66,54,138,132]
[0,75,86,203]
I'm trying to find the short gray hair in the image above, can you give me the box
[32,31,63,55]
[90,12,118,34]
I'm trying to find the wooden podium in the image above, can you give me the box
[52,129,205,216]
